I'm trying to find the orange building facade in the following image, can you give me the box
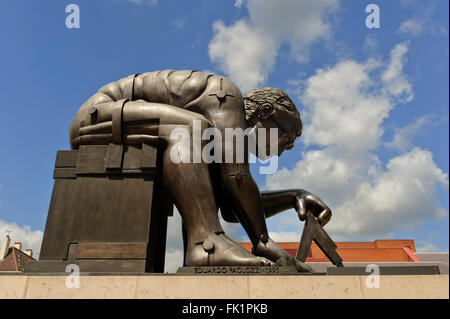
[240,239,421,263]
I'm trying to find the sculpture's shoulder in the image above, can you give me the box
[94,70,243,109]
[135,70,242,107]
[96,74,136,101]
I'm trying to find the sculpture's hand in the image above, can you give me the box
[295,191,332,226]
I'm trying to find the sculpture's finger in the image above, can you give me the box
[71,133,113,147]
[294,259,313,273]
[124,134,160,145]
[306,193,327,209]
[317,208,332,226]
[79,121,112,135]
[295,196,307,221]
[125,123,159,136]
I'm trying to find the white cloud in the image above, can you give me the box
[164,250,183,273]
[234,0,245,8]
[268,231,301,243]
[397,2,448,39]
[382,43,414,103]
[209,20,278,93]
[398,19,425,37]
[416,240,441,253]
[266,43,449,241]
[300,43,413,154]
[0,219,43,258]
[329,148,448,237]
[125,0,158,5]
[363,34,379,53]
[208,0,339,92]
[164,208,184,272]
[385,115,435,152]
[246,0,338,61]
[172,19,185,29]
[301,59,390,153]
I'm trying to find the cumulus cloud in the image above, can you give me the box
[301,59,389,153]
[416,240,441,253]
[382,43,414,102]
[0,219,43,258]
[300,43,413,154]
[385,115,435,152]
[266,43,449,240]
[209,20,278,93]
[397,2,448,38]
[398,19,425,37]
[330,148,448,237]
[208,0,339,92]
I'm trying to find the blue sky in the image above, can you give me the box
[0,0,448,271]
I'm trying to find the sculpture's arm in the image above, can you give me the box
[70,99,211,148]
[262,189,332,225]
[261,189,303,218]
[221,189,332,226]
[219,162,269,245]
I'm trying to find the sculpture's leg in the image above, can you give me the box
[72,101,274,267]
[120,102,274,267]
[160,122,274,267]
[182,223,188,267]
[219,164,312,272]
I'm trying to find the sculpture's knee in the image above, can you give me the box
[164,117,211,164]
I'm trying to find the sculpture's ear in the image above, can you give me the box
[256,102,275,120]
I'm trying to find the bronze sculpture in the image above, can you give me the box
[69,70,332,272]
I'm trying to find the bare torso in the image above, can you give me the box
[70,70,246,149]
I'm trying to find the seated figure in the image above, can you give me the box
[69,70,332,272]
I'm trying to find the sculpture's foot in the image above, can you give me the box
[254,237,313,273]
[185,233,275,267]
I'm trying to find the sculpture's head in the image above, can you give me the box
[244,87,302,158]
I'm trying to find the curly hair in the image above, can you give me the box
[243,87,302,137]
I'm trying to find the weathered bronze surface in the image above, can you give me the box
[176,266,325,275]
[28,144,172,273]
[296,212,343,267]
[327,266,440,276]
[31,70,340,273]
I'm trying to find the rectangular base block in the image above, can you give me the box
[327,265,440,275]
[26,259,147,273]
[33,144,173,273]
[176,266,324,275]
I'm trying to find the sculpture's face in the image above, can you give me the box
[252,105,299,159]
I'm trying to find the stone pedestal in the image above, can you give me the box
[0,274,448,299]
[27,143,173,273]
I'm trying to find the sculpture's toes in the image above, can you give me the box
[274,256,313,273]
[217,246,276,266]
[256,256,276,266]
[275,256,294,268]
[187,233,278,267]
[294,259,314,273]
